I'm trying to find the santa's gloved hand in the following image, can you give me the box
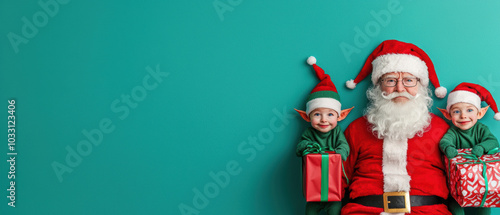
[444,147,458,159]
[472,145,485,157]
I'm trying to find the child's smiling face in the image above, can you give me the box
[449,102,480,130]
[309,108,338,133]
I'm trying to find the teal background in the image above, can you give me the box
[1,0,500,214]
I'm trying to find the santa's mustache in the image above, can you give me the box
[381,91,418,100]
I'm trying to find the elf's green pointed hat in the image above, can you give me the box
[305,56,341,115]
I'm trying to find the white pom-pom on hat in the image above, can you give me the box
[307,56,317,65]
[434,86,447,99]
[346,79,356,89]
[495,112,500,121]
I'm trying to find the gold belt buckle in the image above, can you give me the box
[382,191,410,213]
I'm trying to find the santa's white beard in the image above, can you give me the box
[365,85,433,140]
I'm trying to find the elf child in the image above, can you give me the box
[295,56,353,215]
[438,82,500,215]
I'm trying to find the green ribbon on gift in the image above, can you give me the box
[302,144,349,201]
[302,143,323,156]
[321,153,329,201]
[454,152,493,207]
[487,147,499,155]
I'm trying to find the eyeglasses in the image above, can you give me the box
[379,77,420,87]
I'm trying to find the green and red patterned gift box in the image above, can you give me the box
[445,148,500,207]
[302,151,343,202]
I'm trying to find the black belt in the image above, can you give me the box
[351,192,445,213]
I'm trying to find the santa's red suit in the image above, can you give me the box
[341,114,451,215]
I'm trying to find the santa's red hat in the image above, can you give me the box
[345,40,447,98]
[304,56,341,115]
[446,82,500,121]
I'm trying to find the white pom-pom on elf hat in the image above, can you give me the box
[446,82,500,121]
[307,56,317,66]
[345,40,447,98]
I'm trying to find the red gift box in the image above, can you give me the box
[302,152,343,202]
[445,148,500,207]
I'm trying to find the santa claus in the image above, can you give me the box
[342,40,451,215]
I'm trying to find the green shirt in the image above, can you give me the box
[439,122,499,154]
[296,126,349,161]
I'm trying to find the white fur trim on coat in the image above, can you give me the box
[382,138,410,193]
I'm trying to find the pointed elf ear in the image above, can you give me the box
[294,109,310,122]
[437,107,452,120]
[477,106,490,120]
[337,107,354,121]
